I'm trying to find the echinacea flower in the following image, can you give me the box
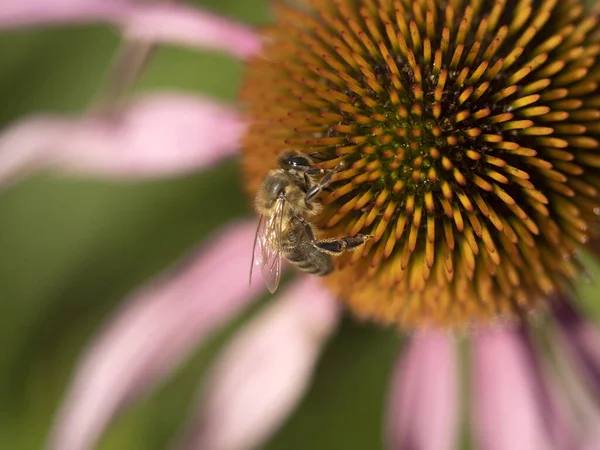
[4,0,600,449]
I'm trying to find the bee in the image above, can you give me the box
[250,151,371,293]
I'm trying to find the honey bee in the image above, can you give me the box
[250,151,371,293]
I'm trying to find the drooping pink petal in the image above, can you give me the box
[551,300,600,447]
[48,220,264,450]
[0,0,122,26]
[177,277,340,450]
[0,1,261,59]
[386,331,460,450]
[560,368,600,450]
[471,328,560,450]
[0,93,244,182]
[122,4,261,60]
[553,300,600,394]
[546,355,599,450]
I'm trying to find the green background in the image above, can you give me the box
[0,1,599,449]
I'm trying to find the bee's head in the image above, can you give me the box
[255,171,289,211]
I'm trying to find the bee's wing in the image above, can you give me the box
[249,216,263,288]
[250,198,285,293]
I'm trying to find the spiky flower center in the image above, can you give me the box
[241,0,600,328]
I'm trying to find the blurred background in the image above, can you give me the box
[2,1,600,449]
[0,1,404,449]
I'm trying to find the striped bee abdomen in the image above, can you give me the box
[283,221,333,276]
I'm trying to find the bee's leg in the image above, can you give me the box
[312,235,372,255]
[305,158,348,201]
[303,172,312,192]
[304,168,338,203]
[294,215,371,255]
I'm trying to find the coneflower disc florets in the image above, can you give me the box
[241,0,600,328]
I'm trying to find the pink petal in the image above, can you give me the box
[551,301,600,447]
[544,363,597,450]
[471,328,556,450]
[0,1,260,59]
[554,300,600,393]
[123,4,261,60]
[387,331,460,450]
[556,357,600,450]
[177,277,340,450]
[0,0,122,25]
[48,220,264,450]
[0,93,245,181]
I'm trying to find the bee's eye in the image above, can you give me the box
[288,156,311,168]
